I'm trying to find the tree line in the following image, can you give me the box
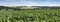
[0,6,60,10]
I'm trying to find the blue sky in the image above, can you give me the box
[0,0,60,6]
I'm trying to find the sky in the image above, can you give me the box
[0,0,60,6]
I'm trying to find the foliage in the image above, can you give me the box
[0,9,59,22]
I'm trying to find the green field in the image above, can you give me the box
[0,9,60,22]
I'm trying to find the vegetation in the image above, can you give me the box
[0,6,60,22]
[0,9,59,22]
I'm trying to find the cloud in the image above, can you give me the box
[0,1,40,6]
[0,0,60,6]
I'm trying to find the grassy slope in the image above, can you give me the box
[0,9,59,22]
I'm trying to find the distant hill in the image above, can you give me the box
[0,6,60,10]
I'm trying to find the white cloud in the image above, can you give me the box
[24,1,60,6]
[0,0,60,6]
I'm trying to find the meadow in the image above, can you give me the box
[0,9,60,22]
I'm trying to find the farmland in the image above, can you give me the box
[0,9,60,22]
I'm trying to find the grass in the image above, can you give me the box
[0,9,60,22]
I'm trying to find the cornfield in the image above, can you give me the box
[0,9,60,22]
